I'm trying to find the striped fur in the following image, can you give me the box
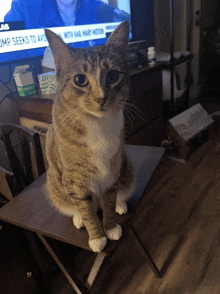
[45,21,135,252]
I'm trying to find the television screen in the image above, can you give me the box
[0,0,131,64]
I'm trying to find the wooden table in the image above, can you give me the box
[0,145,165,293]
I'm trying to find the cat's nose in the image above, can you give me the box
[95,98,105,107]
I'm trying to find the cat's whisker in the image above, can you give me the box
[116,99,148,124]
[57,105,86,124]
[123,108,134,132]
[68,109,85,122]
[73,106,89,123]
[56,112,70,121]
[126,96,146,109]
[56,107,85,125]
[125,104,148,124]
[76,110,87,122]
[60,109,86,128]
[124,106,135,122]
[123,99,147,120]
[57,115,72,129]
[125,101,146,117]
[118,102,134,129]
[120,98,146,127]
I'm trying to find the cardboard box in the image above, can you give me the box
[13,65,36,97]
[38,71,57,95]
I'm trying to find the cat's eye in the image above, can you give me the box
[106,70,120,84]
[74,74,89,87]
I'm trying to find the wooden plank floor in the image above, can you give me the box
[85,102,220,294]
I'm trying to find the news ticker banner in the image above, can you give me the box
[0,22,121,54]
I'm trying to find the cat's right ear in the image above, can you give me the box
[44,29,72,74]
[105,21,130,54]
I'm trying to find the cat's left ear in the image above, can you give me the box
[105,21,130,53]
[44,29,72,74]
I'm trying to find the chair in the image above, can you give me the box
[0,124,53,293]
[0,166,54,294]
[0,123,45,194]
[0,123,166,293]
[0,166,18,201]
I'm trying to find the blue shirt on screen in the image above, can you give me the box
[2,0,129,63]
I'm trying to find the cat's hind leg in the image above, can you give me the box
[116,150,136,215]
[102,187,123,241]
[116,180,136,215]
[73,210,85,229]
[73,198,99,229]
[105,224,122,240]
[56,206,85,229]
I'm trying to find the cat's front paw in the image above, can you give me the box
[73,214,85,229]
[89,237,107,252]
[116,200,128,215]
[105,224,122,240]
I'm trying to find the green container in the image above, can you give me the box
[38,71,57,94]
[17,84,36,97]
[14,65,36,97]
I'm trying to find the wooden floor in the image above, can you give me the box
[87,99,220,294]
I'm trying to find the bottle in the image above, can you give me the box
[147,47,156,65]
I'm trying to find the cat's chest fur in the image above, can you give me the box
[85,110,123,195]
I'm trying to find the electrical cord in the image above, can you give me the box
[0,91,18,106]
[0,65,22,146]
[0,64,18,106]
[0,63,11,85]
[0,82,13,94]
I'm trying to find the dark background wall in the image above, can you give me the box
[131,0,155,47]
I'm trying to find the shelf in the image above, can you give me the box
[160,53,194,68]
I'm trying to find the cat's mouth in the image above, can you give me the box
[97,102,109,112]
[85,100,121,118]
[86,106,108,118]
[97,107,107,116]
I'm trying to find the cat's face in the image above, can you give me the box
[45,21,130,118]
[56,46,129,118]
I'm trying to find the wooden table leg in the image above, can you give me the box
[85,252,107,290]
[25,230,53,294]
[37,233,88,294]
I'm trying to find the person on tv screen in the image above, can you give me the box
[4,0,130,69]
[4,0,130,29]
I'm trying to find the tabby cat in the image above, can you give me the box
[45,21,136,252]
